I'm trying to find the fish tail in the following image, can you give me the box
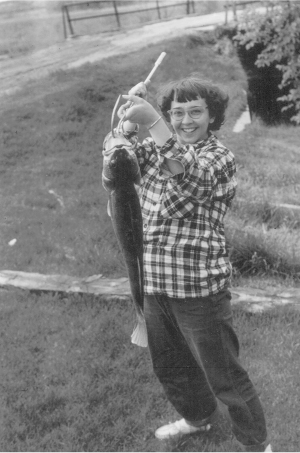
[131,315,148,348]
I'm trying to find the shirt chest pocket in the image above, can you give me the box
[160,182,196,220]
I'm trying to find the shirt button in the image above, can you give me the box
[144,224,148,229]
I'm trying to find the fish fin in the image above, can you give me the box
[102,175,115,192]
[134,183,141,197]
[133,167,142,186]
[107,200,111,218]
[131,316,148,348]
[137,256,144,308]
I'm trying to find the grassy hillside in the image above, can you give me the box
[0,31,300,453]
[1,31,299,286]
[0,34,245,278]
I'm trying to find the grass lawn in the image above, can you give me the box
[0,289,299,452]
[0,28,300,452]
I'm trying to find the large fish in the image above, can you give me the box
[102,130,147,348]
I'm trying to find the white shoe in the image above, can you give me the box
[264,445,272,452]
[155,418,211,440]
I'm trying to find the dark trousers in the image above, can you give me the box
[144,290,268,450]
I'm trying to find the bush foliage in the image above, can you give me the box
[234,1,300,124]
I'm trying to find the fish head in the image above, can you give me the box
[102,132,141,188]
[108,146,141,184]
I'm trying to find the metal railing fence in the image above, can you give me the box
[62,0,196,39]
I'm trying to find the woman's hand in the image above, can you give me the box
[116,82,150,133]
[119,94,159,127]
[117,82,148,120]
[128,81,148,99]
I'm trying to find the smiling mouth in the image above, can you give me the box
[181,127,197,133]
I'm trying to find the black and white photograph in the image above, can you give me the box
[0,1,299,451]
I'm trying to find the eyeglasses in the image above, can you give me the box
[168,107,208,121]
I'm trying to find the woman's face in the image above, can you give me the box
[169,97,214,145]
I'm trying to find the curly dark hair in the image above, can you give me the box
[157,75,229,131]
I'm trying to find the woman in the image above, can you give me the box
[107,75,271,452]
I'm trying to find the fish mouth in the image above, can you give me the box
[103,142,132,157]
[103,131,134,156]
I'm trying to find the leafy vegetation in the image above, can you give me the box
[234,2,300,123]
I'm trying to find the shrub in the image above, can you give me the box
[234,2,300,124]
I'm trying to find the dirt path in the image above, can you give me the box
[0,11,228,103]
[1,270,300,312]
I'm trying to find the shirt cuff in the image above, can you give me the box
[157,134,185,158]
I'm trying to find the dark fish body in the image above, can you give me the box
[102,135,146,346]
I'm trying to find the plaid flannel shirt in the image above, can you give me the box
[124,131,237,298]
